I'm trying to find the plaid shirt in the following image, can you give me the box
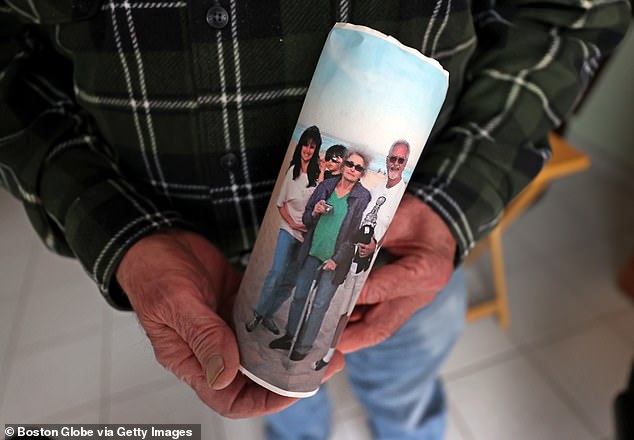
[0,0,630,309]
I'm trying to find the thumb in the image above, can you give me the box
[172,298,241,390]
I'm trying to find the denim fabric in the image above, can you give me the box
[267,268,467,440]
[254,229,302,318]
[285,255,339,354]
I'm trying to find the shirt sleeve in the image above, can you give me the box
[276,167,293,207]
[0,11,192,310]
[408,0,631,264]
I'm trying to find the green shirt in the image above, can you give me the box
[310,192,349,262]
[0,0,629,309]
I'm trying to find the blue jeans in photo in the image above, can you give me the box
[254,229,301,319]
[266,268,467,440]
[285,255,338,355]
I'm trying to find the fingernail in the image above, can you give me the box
[205,354,225,389]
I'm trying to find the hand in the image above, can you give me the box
[323,259,337,271]
[338,194,456,353]
[116,229,344,417]
[292,221,308,233]
[312,200,327,217]
[356,238,376,258]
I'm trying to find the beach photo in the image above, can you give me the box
[233,23,448,396]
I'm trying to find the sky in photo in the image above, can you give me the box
[294,24,449,177]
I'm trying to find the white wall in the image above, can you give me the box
[566,27,634,169]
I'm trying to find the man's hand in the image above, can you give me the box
[116,229,343,418]
[356,238,376,258]
[338,194,456,353]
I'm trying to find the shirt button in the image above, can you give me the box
[206,6,229,29]
[220,152,239,171]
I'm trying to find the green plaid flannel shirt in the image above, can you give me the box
[0,0,630,309]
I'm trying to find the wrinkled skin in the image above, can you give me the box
[115,193,454,418]
[116,229,344,418]
[339,194,456,353]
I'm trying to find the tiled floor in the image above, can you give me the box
[1,143,633,440]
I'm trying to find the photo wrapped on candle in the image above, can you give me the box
[233,23,448,397]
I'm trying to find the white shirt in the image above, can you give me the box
[362,178,406,243]
[276,165,316,242]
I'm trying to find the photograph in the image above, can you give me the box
[233,23,448,396]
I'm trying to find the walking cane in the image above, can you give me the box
[289,262,326,358]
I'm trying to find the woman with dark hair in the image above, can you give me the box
[319,144,347,182]
[292,125,322,186]
[246,126,322,334]
[270,150,371,360]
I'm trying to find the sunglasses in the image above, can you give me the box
[344,160,365,172]
[388,156,406,164]
[328,156,342,163]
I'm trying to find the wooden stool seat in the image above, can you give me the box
[465,132,591,328]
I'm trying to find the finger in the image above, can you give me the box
[149,325,297,418]
[356,255,450,306]
[169,296,241,390]
[179,234,242,306]
[193,374,298,418]
[145,321,207,386]
[337,296,419,353]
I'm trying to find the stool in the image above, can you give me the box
[465,132,591,328]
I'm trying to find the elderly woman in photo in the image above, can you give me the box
[246,126,322,334]
[269,150,371,360]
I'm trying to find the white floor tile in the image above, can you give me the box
[219,416,265,440]
[447,405,470,440]
[0,245,32,301]
[15,256,105,351]
[337,414,373,440]
[442,318,517,377]
[26,245,97,299]
[0,333,103,423]
[464,263,491,306]
[506,262,595,346]
[552,167,634,239]
[509,182,592,257]
[0,192,39,249]
[40,401,102,424]
[0,299,19,380]
[328,370,365,423]
[107,381,224,439]
[108,311,174,396]
[605,306,634,343]
[446,356,595,440]
[548,239,633,318]
[108,306,139,328]
[446,420,467,440]
[532,322,634,438]
[464,230,538,308]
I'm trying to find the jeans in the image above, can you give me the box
[266,268,467,440]
[286,255,339,354]
[254,229,301,318]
